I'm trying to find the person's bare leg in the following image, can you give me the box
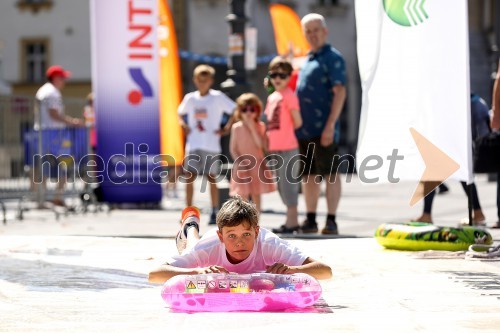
[413,182,436,223]
[172,166,181,198]
[301,175,321,232]
[184,225,201,254]
[320,174,341,234]
[185,173,196,206]
[325,174,341,215]
[252,194,261,214]
[54,178,66,206]
[302,175,321,213]
[208,174,219,209]
[286,205,299,227]
[473,209,485,224]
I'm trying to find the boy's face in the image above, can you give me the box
[217,221,259,264]
[269,70,291,91]
[193,74,213,94]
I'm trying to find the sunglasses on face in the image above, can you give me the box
[269,72,290,80]
[241,106,258,113]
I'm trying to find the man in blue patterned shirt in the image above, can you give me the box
[296,13,346,235]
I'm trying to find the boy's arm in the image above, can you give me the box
[290,108,302,129]
[288,93,302,129]
[148,264,229,284]
[49,108,85,127]
[266,257,332,280]
[178,115,190,136]
[229,126,239,160]
[215,112,236,136]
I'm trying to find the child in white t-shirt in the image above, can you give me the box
[178,64,237,224]
[148,196,332,283]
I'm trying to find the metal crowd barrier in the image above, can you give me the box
[0,95,97,223]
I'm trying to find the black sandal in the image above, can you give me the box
[272,224,300,234]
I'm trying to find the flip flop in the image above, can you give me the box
[459,217,486,227]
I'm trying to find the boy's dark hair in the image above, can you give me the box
[268,56,293,75]
[216,196,259,230]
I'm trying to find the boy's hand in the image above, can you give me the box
[214,128,229,136]
[180,123,191,136]
[72,118,86,127]
[196,265,229,274]
[265,263,293,274]
[263,76,269,89]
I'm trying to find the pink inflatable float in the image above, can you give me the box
[161,273,322,312]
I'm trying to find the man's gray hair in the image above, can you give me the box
[301,13,327,28]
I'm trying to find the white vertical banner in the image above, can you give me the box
[355,0,472,184]
[90,0,162,202]
[245,27,257,70]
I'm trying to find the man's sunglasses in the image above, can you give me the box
[241,106,258,113]
[269,72,290,80]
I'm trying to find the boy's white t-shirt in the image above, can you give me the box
[168,228,308,274]
[178,89,236,153]
[35,82,65,130]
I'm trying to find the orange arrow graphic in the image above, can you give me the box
[409,127,460,206]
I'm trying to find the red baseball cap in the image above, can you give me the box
[46,65,71,79]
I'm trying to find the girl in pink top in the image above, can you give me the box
[229,93,276,213]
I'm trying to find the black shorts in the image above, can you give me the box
[298,138,339,176]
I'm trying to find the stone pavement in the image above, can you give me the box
[0,175,499,332]
[1,174,500,237]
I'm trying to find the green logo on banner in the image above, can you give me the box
[383,0,429,27]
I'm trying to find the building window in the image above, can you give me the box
[310,0,347,16]
[318,0,339,5]
[17,0,53,13]
[21,39,49,83]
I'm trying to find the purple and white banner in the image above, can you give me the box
[90,0,162,203]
